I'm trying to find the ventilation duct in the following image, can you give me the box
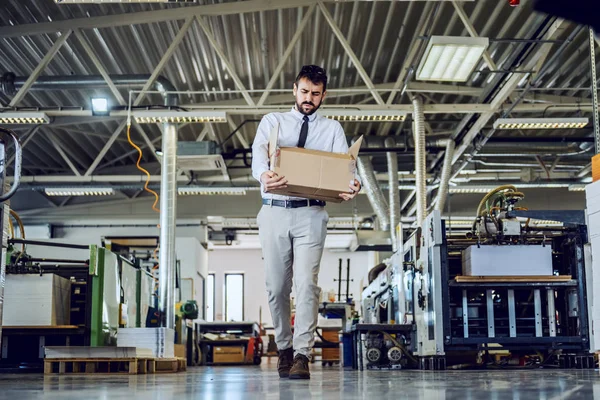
[385,137,401,252]
[357,156,390,232]
[412,96,427,226]
[435,140,455,213]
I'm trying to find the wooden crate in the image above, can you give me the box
[44,357,187,375]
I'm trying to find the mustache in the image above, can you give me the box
[302,101,315,106]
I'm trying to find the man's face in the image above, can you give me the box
[293,78,326,116]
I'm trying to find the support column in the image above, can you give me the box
[159,122,178,329]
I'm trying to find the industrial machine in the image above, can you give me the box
[360,185,594,370]
[0,241,155,370]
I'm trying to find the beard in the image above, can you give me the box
[295,99,321,116]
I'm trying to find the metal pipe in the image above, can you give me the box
[357,156,390,231]
[436,140,455,213]
[159,121,178,330]
[8,239,90,250]
[590,27,600,154]
[412,96,427,226]
[385,137,401,251]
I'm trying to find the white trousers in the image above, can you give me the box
[257,204,328,358]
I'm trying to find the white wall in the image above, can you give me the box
[208,248,374,327]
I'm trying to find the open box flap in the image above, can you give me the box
[348,135,363,160]
[268,122,280,170]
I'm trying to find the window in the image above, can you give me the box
[225,274,244,321]
[206,274,215,322]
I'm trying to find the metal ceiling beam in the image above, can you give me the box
[74,29,126,106]
[451,18,566,165]
[318,1,385,105]
[8,125,41,166]
[48,133,81,176]
[85,120,128,176]
[132,123,159,157]
[257,4,316,107]
[451,1,497,71]
[226,118,250,149]
[9,30,73,107]
[133,16,195,107]
[196,126,209,142]
[196,19,255,107]
[0,1,472,39]
[386,3,435,105]
[523,93,588,104]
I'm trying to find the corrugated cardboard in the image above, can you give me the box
[213,346,245,364]
[267,122,362,203]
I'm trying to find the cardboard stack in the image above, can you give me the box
[267,122,362,203]
[117,328,175,358]
[462,245,553,276]
[3,274,71,326]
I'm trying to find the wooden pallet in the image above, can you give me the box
[454,275,572,283]
[44,357,186,375]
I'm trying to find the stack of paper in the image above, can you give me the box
[117,328,175,358]
[45,346,154,359]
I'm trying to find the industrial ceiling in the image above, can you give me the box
[0,0,598,221]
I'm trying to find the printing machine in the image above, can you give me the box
[360,186,594,370]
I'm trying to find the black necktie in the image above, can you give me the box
[297,116,309,148]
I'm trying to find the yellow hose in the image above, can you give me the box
[7,218,14,241]
[476,185,518,217]
[9,209,25,252]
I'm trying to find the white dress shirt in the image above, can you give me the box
[252,107,349,200]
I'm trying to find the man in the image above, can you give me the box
[252,65,361,380]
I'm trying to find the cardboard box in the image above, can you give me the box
[213,346,245,364]
[268,123,362,203]
[174,344,186,359]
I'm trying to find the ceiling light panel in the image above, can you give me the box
[493,117,589,130]
[0,112,50,124]
[134,111,227,124]
[417,36,489,82]
[320,110,406,122]
[178,187,247,196]
[45,187,114,196]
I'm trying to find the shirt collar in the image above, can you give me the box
[290,106,319,122]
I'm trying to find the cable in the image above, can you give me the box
[126,123,160,213]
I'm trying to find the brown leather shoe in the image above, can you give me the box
[289,354,310,380]
[277,348,294,378]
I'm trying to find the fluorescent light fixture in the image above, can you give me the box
[134,111,227,124]
[320,110,406,122]
[91,97,109,116]
[416,36,489,82]
[568,184,587,192]
[55,0,194,3]
[0,112,50,124]
[449,188,491,194]
[493,117,589,130]
[45,187,114,196]
[178,187,247,196]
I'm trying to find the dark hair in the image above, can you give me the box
[295,65,327,92]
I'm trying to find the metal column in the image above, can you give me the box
[462,290,469,338]
[486,290,495,338]
[158,122,178,329]
[508,289,517,338]
[547,289,556,337]
[590,28,599,154]
[534,289,543,337]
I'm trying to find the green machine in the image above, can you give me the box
[3,241,155,357]
[88,245,154,346]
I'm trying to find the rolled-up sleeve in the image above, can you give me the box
[251,115,274,183]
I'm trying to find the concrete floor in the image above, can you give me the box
[0,360,598,399]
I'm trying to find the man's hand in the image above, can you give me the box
[261,171,288,192]
[339,179,361,201]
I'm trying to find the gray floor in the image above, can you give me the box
[0,359,598,399]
